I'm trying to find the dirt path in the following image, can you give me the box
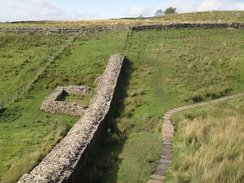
[148,93,244,183]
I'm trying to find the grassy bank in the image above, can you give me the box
[168,97,244,183]
[0,32,70,98]
[0,27,244,182]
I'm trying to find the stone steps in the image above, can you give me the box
[148,174,166,183]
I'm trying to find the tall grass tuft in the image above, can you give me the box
[169,97,244,183]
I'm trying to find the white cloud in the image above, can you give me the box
[0,0,66,21]
[27,0,64,19]
[197,0,232,11]
[162,0,243,13]
[125,5,155,16]
[236,3,244,10]
[164,0,198,13]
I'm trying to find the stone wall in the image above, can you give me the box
[0,25,130,33]
[18,54,124,183]
[40,86,92,116]
[0,23,243,34]
[131,22,244,31]
[0,27,43,33]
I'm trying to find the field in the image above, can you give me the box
[0,11,244,183]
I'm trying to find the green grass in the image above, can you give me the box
[0,27,244,182]
[0,32,70,98]
[168,96,244,183]
[62,94,93,106]
[0,94,78,182]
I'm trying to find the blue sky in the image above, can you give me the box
[0,0,244,22]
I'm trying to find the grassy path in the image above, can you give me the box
[148,93,244,183]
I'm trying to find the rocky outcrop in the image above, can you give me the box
[18,54,124,183]
[40,86,92,116]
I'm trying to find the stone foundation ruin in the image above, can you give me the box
[40,86,92,116]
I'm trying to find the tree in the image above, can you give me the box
[164,7,177,15]
[155,9,163,16]
[138,15,144,19]
[154,7,177,17]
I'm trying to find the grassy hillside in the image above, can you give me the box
[0,16,244,182]
[169,97,244,183]
[79,29,244,183]
[0,11,244,29]
[0,32,70,99]
[150,11,244,23]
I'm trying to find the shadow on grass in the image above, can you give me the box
[0,106,23,123]
[77,58,133,183]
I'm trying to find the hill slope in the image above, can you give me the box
[1,11,244,28]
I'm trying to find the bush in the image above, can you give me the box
[164,7,177,15]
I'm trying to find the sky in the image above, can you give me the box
[0,0,244,22]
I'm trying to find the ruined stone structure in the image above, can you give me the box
[40,86,92,116]
[18,54,124,183]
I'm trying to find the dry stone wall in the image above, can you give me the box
[18,54,124,183]
[132,22,244,31]
[0,26,130,33]
[40,86,92,116]
[0,23,243,34]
